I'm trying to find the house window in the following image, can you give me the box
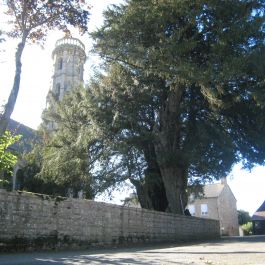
[201,204,208,215]
[58,58,63,70]
[188,204,196,216]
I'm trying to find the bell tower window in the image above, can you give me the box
[58,58,63,70]
[55,83,60,99]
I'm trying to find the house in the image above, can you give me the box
[187,178,239,236]
[252,201,265,235]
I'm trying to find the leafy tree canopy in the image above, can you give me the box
[5,0,90,42]
[0,130,21,175]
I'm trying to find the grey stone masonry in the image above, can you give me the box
[51,37,86,101]
[0,189,220,251]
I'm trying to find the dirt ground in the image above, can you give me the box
[0,235,264,265]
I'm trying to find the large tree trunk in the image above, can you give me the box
[129,165,168,211]
[154,85,187,214]
[0,35,27,136]
[159,166,188,214]
[129,178,153,209]
[130,171,168,212]
[129,140,168,211]
[143,142,168,211]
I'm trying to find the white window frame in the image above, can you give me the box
[201,204,208,215]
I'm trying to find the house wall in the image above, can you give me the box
[189,197,219,220]
[218,185,239,236]
[0,189,220,251]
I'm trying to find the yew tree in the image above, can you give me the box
[0,0,90,135]
[92,0,265,214]
[84,65,168,210]
[40,87,129,199]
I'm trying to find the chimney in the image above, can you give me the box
[221,177,227,185]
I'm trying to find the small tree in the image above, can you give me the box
[241,222,253,236]
[0,0,90,135]
[238,210,252,226]
[0,130,21,183]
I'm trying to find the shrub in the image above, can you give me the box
[241,222,253,236]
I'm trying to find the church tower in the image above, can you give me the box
[50,36,86,101]
[46,36,86,130]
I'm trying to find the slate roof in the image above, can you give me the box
[203,183,225,198]
[189,183,225,202]
[7,119,39,153]
[252,201,265,221]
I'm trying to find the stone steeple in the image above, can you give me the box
[45,36,86,130]
[50,36,86,101]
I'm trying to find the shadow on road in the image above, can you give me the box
[35,255,190,265]
[221,235,265,243]
[0,236,264,265]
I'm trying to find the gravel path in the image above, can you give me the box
[0,236,264,265]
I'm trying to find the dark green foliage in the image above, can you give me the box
[90,0,265,213]
[15,145,68,197]
[86,66,168,210]
[40,87,128,199]
[238,210,252,225]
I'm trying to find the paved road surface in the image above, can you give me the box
[0,236,264,265]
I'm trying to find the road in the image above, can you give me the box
[0,236,264,265]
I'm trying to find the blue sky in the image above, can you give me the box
[0,0,264,215]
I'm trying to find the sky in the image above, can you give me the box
[0,1,264,215]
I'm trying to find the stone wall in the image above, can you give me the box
[0,189,220,251]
